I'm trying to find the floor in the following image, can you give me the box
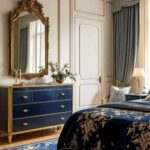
[0,130,60,150]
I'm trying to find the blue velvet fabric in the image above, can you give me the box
[58,102,150,150]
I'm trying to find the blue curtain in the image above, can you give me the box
[113,3,139,86]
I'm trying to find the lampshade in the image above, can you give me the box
[132,68,146,77]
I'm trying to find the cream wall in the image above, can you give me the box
[0,0,71,85]
[135,1,147,89]
[0,0,113,100]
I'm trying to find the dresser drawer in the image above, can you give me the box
[13,100,72,119]
[33,90,56,102]
[13,91,33,104]
[13,112,72,132]
[57,89,72,100]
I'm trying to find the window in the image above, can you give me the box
[26,19,45,73]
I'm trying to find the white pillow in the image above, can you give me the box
[145,94,150,101]
[109,86,131,102]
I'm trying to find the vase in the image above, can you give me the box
[55,76,65,84]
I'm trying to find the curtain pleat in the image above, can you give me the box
[112,0,140,13]
[113,4,139,86]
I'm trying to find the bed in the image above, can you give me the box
[57,100,150,150]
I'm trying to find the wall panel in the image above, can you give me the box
[74,0,104,16]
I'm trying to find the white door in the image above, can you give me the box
[74,17,103,111]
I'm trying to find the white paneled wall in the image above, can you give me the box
[74,0,104,16]
[59,0,71,65]
[72,0,113,111]
[0,0,113,109]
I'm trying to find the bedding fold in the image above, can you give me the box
[58,100,150,150]
[99,100,150,112]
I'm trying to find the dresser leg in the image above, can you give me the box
[8,135,12,144]
[57,125,62,131]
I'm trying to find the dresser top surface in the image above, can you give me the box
[0,83,73,89]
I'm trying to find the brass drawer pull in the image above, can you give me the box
[22,109,29,113]
[22,96,28,99]
[22,122,28,126]
[60,117,65,121]
[60,93,65,96]
[60,105,65,108]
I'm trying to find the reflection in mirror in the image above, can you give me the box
[13,12,45,74]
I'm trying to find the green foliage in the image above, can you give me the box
[49,61,76,81]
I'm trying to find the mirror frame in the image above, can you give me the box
[9,0,49,79]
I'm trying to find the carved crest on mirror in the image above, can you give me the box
[9,0,49,79]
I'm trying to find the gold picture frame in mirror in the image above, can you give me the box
[9,0,49,79]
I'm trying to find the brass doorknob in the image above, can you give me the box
[60,105,65,108]
[22,122,28,126]
[60,93,65,96]
[22,109,29,113]
[22,96,28,99]
[60,117,65,121]
[99,76,102,83]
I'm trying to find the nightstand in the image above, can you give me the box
[125,93,147,101]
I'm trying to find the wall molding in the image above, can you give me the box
[57,0,61,64]
[79,83,100,107]
[106,0,112,4]
[78,23,100,79]
[74,0,105,17]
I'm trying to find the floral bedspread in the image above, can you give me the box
[58,102,150,150]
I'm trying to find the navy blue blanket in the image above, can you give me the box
[58,100,150,150]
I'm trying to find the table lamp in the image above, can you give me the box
[132,68,145,94]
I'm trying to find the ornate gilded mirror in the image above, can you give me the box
[9,0,49,79]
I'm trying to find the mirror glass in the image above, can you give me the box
[13,12,45,74]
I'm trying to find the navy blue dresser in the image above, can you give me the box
[0,84,73,143]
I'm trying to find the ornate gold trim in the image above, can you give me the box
[9,0,49,79]
[13,111,72,120]
[8,88,13,143]
[0,83,73,88]
[4,84,73,143]
[13,100,72,106]
[12,124,64,135]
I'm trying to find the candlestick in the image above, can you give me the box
[19,69,22,83]
[15,70,18,84]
